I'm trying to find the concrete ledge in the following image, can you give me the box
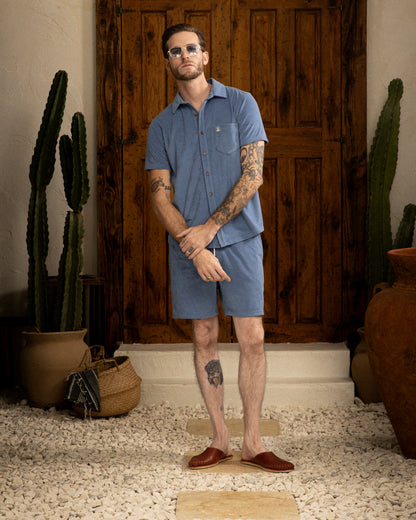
[116,343,354,407]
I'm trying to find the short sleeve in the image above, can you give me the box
[235,92,268,147]
[145,119,171,171]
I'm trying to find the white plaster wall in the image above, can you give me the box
[367,0,416,242]
[0,0,96,315]
[0,1,415,317]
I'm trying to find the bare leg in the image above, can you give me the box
[233,316,267,460]
[192,316,231,455]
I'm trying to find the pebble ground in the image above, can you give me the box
[1,392,415,520]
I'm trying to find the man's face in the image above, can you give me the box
[165,31,209,81]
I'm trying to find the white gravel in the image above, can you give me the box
[1,392,415,520]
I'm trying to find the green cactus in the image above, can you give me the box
[366,78,416,297]
[393,203,416,250]
[54,112,90,331]
[26,70,68,331]
[54,212,85,331]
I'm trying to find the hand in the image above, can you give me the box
[177,222,217,259]
[192,249,231,282]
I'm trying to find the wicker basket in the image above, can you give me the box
[72,349,141,418]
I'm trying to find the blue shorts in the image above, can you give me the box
[169,235,264,319]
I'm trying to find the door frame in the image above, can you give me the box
[96,0,367,352]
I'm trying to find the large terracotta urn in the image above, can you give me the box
[365,248,416,458]
[20,329,88,408]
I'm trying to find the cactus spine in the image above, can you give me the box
[27,71,68,331]
[366,78,416,297]
[54,113,90,331]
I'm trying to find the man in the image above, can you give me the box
[145,23,294,473]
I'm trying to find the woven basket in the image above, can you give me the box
[73,349,141,418]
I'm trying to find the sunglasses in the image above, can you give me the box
[167,44,201,59]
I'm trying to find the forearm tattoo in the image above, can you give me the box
[204,359,224,388]
[211,141,264,227]
[151,176,171,194]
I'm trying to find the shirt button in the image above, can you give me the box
[209,192,213,196]
[194,113,198,116]
[203,152,207,156]
[206,171,210,175]
[200,130,204,135]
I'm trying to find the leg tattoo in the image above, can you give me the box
[205,359,224,389]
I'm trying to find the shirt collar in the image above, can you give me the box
[171,78,227,113]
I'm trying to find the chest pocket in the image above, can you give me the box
[214,123,240,154]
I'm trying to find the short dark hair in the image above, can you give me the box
[162,23,206,58]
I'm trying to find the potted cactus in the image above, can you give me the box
[352,78,416,404]
[366,78,416,298]
[54,111,90,332]
[20,70,91,407]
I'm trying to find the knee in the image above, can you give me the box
[240,327,264,356]
[193,318,218,352]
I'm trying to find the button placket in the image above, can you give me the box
[197,110,216,213]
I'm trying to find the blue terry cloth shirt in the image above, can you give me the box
[145,78,268,249]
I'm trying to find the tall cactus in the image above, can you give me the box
[27,71,68,331]
[366,78,416,297]
[54,113,90,331]
[393,204,416,250]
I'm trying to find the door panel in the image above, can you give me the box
[121,0,231,343]
[231,0,343,341]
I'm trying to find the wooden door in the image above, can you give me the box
[121,0,232,343]
[231,0,343,341]
[96,0,367,349]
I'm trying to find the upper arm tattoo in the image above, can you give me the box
[240,141,265,182]
[210,141,264,227]
[150,176,171,195]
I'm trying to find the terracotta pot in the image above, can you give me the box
[351,327,381,404]
[20,329,88,408]
[365,248,416,458]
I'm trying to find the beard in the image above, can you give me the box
[170,60,204,81]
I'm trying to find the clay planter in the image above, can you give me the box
[365,248,416,458]
[20,329,88,408]
[350,327,381,404]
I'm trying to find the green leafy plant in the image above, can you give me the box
[26,71,90,332]
[366,78,416,298]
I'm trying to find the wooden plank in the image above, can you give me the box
[320,5,342,334]
[295,8,321,127]
[276,157,296,325]
[250,10,277,127]
[176,491,299,520]
[260,159,278,323]
[341,0,367,337]
[296,158,321,324]
[96,0,122,353]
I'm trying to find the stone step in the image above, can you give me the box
[115,343,354,408]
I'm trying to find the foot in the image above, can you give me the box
[241,451,294,473]
[188,447,233,470]
[241,439,268,461]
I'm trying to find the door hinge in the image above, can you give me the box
[326,135,346,144]
[328,3,343,11]
[116,7,137,15]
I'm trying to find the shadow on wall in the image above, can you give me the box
[0,290,28,319]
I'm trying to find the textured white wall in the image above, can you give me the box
[0,0,96,315]
[0,1,415,316]
[367,0,416,242]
